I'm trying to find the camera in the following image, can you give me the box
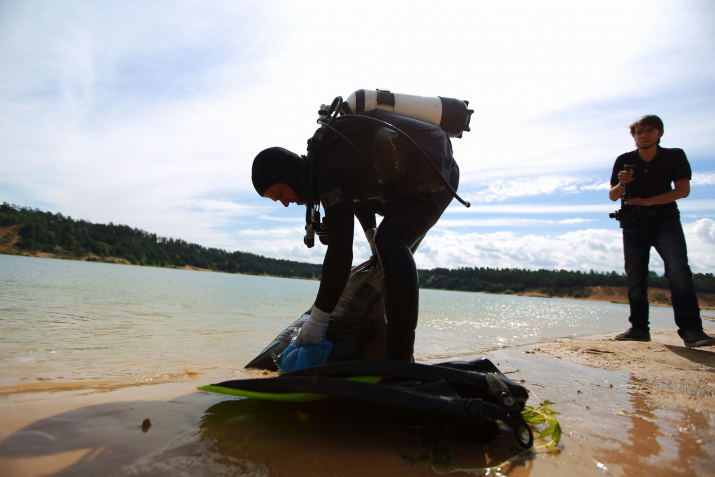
[609,163,635,220]
[609,207,637,221]
[609,163,654,222]
[304,212,328,247]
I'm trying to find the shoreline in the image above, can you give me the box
[1,329,713,476]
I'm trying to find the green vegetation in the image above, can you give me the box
[401,398,562,474]
[2,202,714,293]
[418,263,715,295]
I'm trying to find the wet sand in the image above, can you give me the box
[1,328,713,476]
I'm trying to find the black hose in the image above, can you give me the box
[329,113,470,207]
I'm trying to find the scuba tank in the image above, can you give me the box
[343,89,473,138]
[303,93,472,249]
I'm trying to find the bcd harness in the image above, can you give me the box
[304,91,473,248]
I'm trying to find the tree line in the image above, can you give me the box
[2,202,714,293]
[0,203,321,279]
[418,267,712,295]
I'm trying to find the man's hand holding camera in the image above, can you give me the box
[617,169,651,206]
[617,168,633,188]
[616,168,662,207]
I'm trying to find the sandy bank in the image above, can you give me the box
[520,285,715,311]
[529,329,715,413]
[488,328,715,476]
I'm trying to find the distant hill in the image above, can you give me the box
[2,202,715,295]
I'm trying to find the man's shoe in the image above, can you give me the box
[614,328,651,342]
[682,329,715,348]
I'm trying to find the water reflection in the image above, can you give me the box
[599,375,713,476]
[0,392,537,477]
[198,397,537,476]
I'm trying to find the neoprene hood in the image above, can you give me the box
[252,147,304,197]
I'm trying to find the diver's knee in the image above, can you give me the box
[383,330,415,362]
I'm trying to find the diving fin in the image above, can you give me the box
[200,358,533,448]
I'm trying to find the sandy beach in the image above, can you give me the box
[1,324,713,477]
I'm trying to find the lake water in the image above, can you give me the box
[0,254,696,393]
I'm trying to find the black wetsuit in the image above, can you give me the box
[312,111,460,358]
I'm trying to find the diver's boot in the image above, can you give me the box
[383,330,415,362]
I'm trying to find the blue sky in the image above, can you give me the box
[1,0,714,274]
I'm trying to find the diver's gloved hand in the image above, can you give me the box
[295,306,330,347]
[365,227,378,257]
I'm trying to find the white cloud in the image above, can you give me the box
[412,218,715,275]
[413,228,624,272]
[692,171,715,186]
[445,199,714,216]
[438,218,595,228]
[224,217,715,277]
[1,0,714,275]
[469,176,616,203]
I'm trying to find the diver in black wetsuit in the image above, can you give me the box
[252,111,460,361]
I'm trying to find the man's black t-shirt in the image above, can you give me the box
[610,146,691,227]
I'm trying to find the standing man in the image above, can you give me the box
[252,109,461,361]
[609,114,715,347]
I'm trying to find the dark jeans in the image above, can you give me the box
[622,218,701,336]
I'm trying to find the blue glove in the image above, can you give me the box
[294,306,330,347]
[280,338,334,372]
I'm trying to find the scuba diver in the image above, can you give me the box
[251,90,471,361]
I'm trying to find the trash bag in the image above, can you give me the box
[245,258,387,370]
